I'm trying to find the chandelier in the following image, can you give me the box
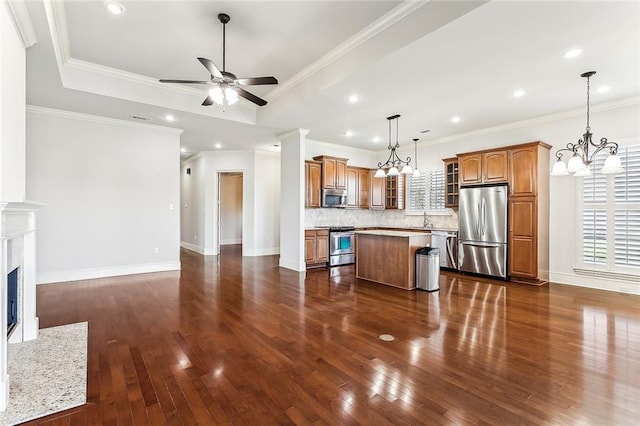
[374,114,413,178]
[551,71,624,177]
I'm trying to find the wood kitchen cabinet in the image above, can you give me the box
[346,167,358,208]
[369,170,385,209]
[305,160,321,208]
[305,229,328,268]
[506,142,551,284]
[459,150,508,186]
[346,167,371,209]
[385,175,404,209]
[358,168,370,208]
[313,155,347,190]
[443,157,459,207]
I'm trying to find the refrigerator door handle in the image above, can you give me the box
[481,198,486,237]
[461,242,503,248]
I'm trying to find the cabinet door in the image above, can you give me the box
[346,167,358,208]
[509,197,537,278]
[316,233,329,262]
[335,160,347,190]
[443,158,459,207]
[358,169,370,208]
[483,151,508,183]
[459,153,483,185]
[509,146,537,196]
[369,170,385,209]
[306,161,321,208]
[323,158,336,189]
[305,235,317,263]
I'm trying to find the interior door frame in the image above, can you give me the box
[216,170,244,255]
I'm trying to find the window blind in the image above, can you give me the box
[429,170,445,210]
[406,173,426,211]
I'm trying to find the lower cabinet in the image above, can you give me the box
[508,197,537,279]
[305,229,328,268]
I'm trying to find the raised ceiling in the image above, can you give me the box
[23,0,640,158]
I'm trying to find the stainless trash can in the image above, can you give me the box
[415,247,440,291]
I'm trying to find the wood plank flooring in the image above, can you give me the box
[25,245,640,425]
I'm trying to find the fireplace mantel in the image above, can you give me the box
[0,200,44,411]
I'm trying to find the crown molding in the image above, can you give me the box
[26,105,184,135]
[426,96,640,146]
[5,0,37,48]
[266,0,427,100]
[277,128,310,140]
[43,0,70,69]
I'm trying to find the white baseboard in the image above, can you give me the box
[220,239,242,245]
[244,247,280,257]
[180,241,216,255]
[550,271,640,295]
[279,257,306,272]
[36,261,181,284]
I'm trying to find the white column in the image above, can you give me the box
[21,226,38,341]
[278,129,309,271]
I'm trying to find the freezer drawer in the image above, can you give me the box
[458,241,507,279]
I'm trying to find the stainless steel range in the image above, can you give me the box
[328,226,355,266]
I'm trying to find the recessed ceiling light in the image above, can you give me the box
[563,48,583,59]
[451,116,461,123]
[348,94,359,104]
[180,147,186,153]
[214,143,222,149]
[597,85,611,93]
[345,130,355,137]
[104,0,125,15]
[372,136,382,143]
[513,89,526,98]
[165,114,175,122]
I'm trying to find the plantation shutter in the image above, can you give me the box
[429,170,445,210]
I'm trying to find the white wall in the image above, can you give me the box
[219,173,243,245]
[180,149,280,257]
[26,107,182,283]
[0,2,26,202]
[306,139,378,167]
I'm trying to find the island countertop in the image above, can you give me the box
[356,229,430,238]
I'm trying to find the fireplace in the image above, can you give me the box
[7,268,18,338]
[0,201,42,411]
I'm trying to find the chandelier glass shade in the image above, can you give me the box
[551,71,625,177]
[375,114,412,178]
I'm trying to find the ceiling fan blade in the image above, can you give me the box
[160,79,211,85]
[197,57,223,79]
[237,76,278,86]
[202,95,214,106]
[236,88,267,106]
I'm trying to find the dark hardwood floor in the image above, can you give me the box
[26,245,640,425]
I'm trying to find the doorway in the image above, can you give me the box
[218,172,243,255]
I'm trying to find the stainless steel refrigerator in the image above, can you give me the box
[458,184,508,279]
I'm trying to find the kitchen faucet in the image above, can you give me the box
[423,211,431,229]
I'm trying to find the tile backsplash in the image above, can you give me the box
[305,208,458,229]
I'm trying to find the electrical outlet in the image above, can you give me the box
[154,248,159,254]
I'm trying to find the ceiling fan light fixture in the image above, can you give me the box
[209,87,224,105]
[225,87,239,105]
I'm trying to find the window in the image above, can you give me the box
[582,144,640,271]
[405,169,446,214]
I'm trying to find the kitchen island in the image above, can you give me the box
[355,230,430,290]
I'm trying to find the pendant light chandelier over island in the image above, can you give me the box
[374,114,413,178]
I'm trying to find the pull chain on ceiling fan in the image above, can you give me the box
[159,13,278,108]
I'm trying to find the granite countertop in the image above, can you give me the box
[355,229,430,238]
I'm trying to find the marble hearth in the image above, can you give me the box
[0,202,42,411]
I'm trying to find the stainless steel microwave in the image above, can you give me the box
[322,189,348,208]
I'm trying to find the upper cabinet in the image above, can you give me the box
[459,150,508,186]
[369,170,385,210]
[443,157,459,208]
[509,145,538,196]
[346,167,359,208]
[313,155,347,190]
[385,175,404,209]
[305,160,322,208]
[358,168,370,209]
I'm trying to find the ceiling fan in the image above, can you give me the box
[159,13,278,107]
